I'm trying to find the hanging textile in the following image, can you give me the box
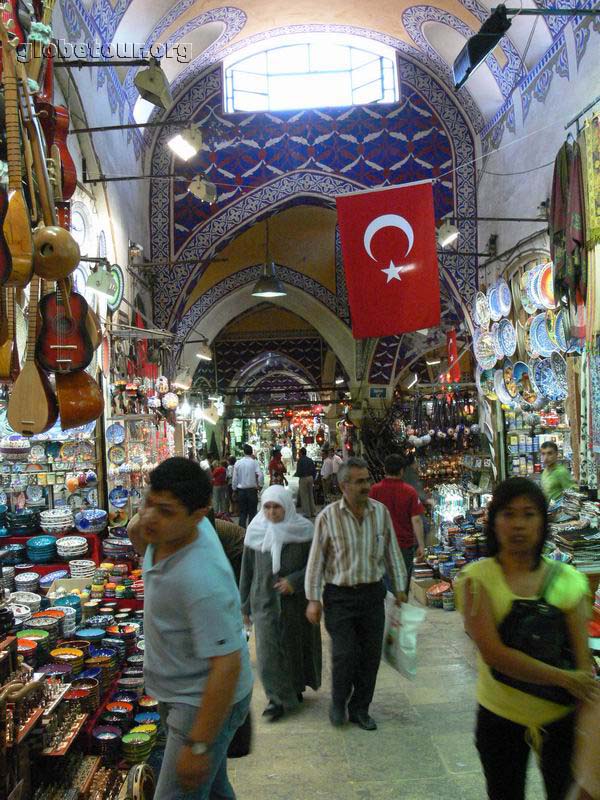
[590,351,600,458]
[581,115,600,340]
[566,356,581,482]
[550,141,587,300]
[579,349,597,490]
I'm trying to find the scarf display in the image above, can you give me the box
[580,349,598,489]
[582,115,600,340]
[244,485,314,574]
[550,141,587,300]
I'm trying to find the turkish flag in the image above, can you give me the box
[446,328,461,382]
[336,181,440,339]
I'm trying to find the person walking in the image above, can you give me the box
[268,448,288,487]
[369,453,426,590]
[212,460,229,514]
[541,441,575,502]
[226,456,237,514]
[280,441,294,475]
[456,477,596,800]
[305,457,407,731]
[232,445,263,527]
[240,486,321,723]
[128,458,253,800]
[320,448,343,503]
[295,447,317,518]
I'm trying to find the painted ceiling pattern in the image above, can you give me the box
[150,59,478,340]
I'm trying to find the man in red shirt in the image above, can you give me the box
[369,454,425,590]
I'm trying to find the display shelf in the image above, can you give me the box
[41,684,72,719]
[79,756,103,797]
[41,712,88,756]
[8,705,45,747]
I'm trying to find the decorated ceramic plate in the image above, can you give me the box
[108,446,126,466]
[106,424,126,445]
[30,445,46,461]
[60,443,77,460]
[490,323,504,359]
[26,485,44,503]
[498,318,517,357]
[510,274,522,316]
[496,279,512,317]
[494,370,514,406]
[538,262,556,309]
[550,351,568,394]
[487,285,502,322]
[554,308,568,351]
[512,361,538,405]
[474,292,491,329]
[67,492,85,510]
[529,313,556,357]
[109,487,129,509]
[474,332,497,370]
[520,272,538,314]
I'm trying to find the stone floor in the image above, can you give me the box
[228,604,546,799]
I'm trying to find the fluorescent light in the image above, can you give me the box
[168,126,203,161]
[196,342,212,361]
[335,377,344,385]
[407,373,418,389]
[426,358,441,366]
[188,176,217,203]
[437,220,459,248]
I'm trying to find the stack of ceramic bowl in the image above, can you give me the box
[38,662,73,683]
[102,535,135,561]
[133,580,144,601]
[17,628,50,660]
[57,536,88,560]
[26,536,57,564]
[134,711,160,727]
[138,696,158,713]
[10,590,41,612]
[1,566,15,593]
[86,648,118,692]
[76,627,106,646]
[106,700,135,728]
[129,723,157,747]
[72,677,100,711]
[35,608,67,637]
[30,615,61,648]
[59,606,77,637]
[6,510,38,535]
[87,614,115,630]
[17,638,38,666]
[39,508,74,536]
[74,509,108,534]
[69,560,96,579]
[102,637,127,665]
[10,603,32,628]
[64,687,92,714]
[122,731,152,766]
[112,689,139,709]
[14,571,40,593]
[50,646,85,674]
[106,623,139,657]
[92,725,122,763]
[53,594,83,624]
[2,544,27,565]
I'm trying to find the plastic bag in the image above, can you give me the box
[382,593,426,680]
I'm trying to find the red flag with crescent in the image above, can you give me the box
[336,181,441,339]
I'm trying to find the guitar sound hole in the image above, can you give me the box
[53,318,75,336]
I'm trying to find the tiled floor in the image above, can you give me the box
[229,604,546,799]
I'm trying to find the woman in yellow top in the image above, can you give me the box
[456,477,598,800]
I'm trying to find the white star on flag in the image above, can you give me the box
[381,260,405,283]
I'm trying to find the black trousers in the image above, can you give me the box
[475,705,576,800]
[237,488,258,528]
[323,581,386,714]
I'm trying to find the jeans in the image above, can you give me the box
[475,705,576,800]
[237,489,258,528]
[155,693,252,800]
[323,581,386,714]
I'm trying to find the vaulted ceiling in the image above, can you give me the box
[85,0,568,130]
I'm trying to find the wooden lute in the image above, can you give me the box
[0,11,34,287]
[7,274,58,434]
[0,287,21,380]
[55,369,104,430]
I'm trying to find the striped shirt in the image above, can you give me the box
[304,497,407,601]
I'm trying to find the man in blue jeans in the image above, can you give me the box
[129,458,253,799]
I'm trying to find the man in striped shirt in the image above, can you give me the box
[305,457,407,731]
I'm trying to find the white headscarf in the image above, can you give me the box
[244,485,314,573]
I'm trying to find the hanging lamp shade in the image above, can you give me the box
[251,262,287,298]
[134,58,172,109]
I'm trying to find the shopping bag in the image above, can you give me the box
[382,593,426,680]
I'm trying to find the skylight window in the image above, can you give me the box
[223,34,398,113]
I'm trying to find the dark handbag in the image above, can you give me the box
[227,709,252,758]
[491,563,576,705]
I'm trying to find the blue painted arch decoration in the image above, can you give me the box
[149,57,478,341]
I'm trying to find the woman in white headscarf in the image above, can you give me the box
[239,485,322,721]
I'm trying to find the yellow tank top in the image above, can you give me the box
[455,557,589,729]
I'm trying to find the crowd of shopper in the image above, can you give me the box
[128,449,599,800]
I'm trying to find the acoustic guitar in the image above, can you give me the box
[55,369,104,430]
[36,281,93,372]
[0,13,34,287]
[0,286,21,380]
[7,275,58,434]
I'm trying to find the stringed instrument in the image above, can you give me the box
[15,55,80,281]
[55,369,104,429]
[26,0,55,84]
[7,274,58,434]
[0,11,34,287]
[0,185,11,285]
[36,280,93,372]
[0,286,21,379]
[36,53,77,200]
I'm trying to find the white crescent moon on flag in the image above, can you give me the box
[363,214,415,261]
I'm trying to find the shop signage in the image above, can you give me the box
[369,387,387,399]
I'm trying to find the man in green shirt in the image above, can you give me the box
[540,441,574,501]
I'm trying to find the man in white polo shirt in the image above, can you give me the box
[232,444,264,527]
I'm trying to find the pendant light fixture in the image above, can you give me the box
[251,217,287,298]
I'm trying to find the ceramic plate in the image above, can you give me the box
[538,263,556,309]
[106,424,126,445]
[529,313,556,357]
[550,352,568,394]
[474,332,497,370]
[498,318,517,357]
[108,446,126,466]
[109,487,129,509]
[520,272,538,314]
[26,485,44,503]
[490,323,504,359]
[494,370,514,405]
[554,309,568,351]
[496,279,512,317]
[487,285,502,322]
[30,445,46,461]
[474,292,491,329]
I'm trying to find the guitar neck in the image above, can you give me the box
[26,276,41,362]
[7,287,15,338]
[27,0,57,83]
[1,46,22,192]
